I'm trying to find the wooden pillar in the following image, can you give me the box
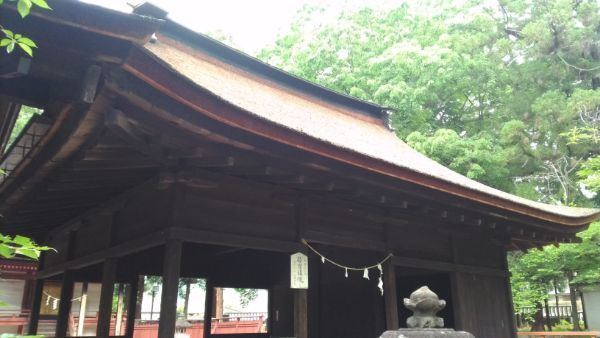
[203,279,214,338]
[503,252,518,338]
[294,289,308,338]
[55,272,75,338]
[293,193,308,338]
[125,276,140,338]
[383,261,399,330]
[77,282,89,336]
[27,278,44,335]
[307,256,320,338]
[158,239,182,338]
[97,258,118,337]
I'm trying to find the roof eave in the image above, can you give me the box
[121,46,600,229]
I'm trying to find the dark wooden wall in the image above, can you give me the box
[453,272,514,337]
[42,175,515,338]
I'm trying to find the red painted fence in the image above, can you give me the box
[134,317,266,338]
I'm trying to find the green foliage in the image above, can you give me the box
[551,319,585,332]
[7,106,42,147]
[406,129,512,190]
[235,288,258,308]
[0,0,51,56]
[509,222,600,311]
[0,234,52,259]
[578,156,600,194]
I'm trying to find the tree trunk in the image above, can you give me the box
[531,302,545,331]
[553,281,560,321]
[568,279,580,331]
[544,298,552,331]
[183,280,191,318]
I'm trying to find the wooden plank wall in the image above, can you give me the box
[453,272,515,338]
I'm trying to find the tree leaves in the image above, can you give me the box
[17,0,32,18]
[1,28,36,56]
[1,0,51,56]
[0,233,53,260]
[30,0,50,10]
[14,0,51,18]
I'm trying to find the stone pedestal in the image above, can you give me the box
[380,328,475,338]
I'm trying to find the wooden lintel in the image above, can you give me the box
[37,230,166,279]
[168,227,302,253]
[185,155,235,168]
[392,256,508,278]
[366,213,408,227]
[303,230,386,253]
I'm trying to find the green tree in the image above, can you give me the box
[509,222,600,330]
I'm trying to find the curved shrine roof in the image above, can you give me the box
[134,22,599,227]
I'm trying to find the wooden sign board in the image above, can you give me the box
[290,252,309,289]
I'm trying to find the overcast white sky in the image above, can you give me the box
[82,0,398,54]
[82,0,329,53]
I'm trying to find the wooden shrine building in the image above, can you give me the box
[1,2,599,338]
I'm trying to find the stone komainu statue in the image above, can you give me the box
[403,286,446,329]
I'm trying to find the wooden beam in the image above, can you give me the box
[383,261,399,330]
[392,256,508,278]
[97,258,117,337]
[37,230,166,279]
[55,271,74,338]
[158,239,182,338]
[168,227,303,253]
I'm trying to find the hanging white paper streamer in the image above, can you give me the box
[301,238,393,296]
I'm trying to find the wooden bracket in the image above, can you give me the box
[0,56,31,79]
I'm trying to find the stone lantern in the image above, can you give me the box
[174,315,193,338]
